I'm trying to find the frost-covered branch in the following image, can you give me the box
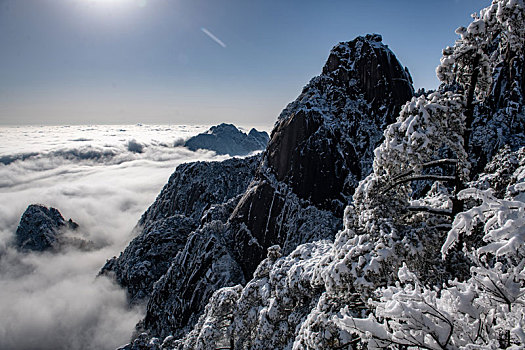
[390,159,459,183]
[383,175,456,195]
[408,206,453,217]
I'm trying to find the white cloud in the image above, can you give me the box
[0,124,228,349]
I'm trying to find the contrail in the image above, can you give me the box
[201,27,227,48]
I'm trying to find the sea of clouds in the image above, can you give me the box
[0,124,238,350]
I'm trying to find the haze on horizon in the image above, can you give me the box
[1,0,486,126]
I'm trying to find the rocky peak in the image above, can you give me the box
[322,34,413,108]
[229,34,414,280]
[265,34,414,214]
[15,204,80,252]
[184,123,269,156]
[247,128,270,148]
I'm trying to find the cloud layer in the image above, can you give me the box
[0,124,228,349]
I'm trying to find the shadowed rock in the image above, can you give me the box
[229,34,414,279]
[15,204,86,252]
[100,156,260,304]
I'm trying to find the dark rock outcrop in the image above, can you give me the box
[138,34,414,340]
[470,48,525,174]
[143,221,245,338]
[184,123,269,156]
[143,186,341,339]
[266,34,413,212]
[100,156,260,304]
[101,215,195,303]
[15,204,83,252]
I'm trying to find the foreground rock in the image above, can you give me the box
[184,123,269,156]
[15,204,91,251]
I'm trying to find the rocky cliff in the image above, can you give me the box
[133,34,414,341]
[100,156,260,304]
[228,34,414,278]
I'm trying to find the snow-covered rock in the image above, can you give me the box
[184,124,269,156]
[469,48,525,174]
[14,204,90,252]
[228,33,414,279]
[100,155,260,304]
[142,221,245,340]
[134,33,414,342]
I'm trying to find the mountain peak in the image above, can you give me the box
[184,123,269,156]
[15,204,82,251]
[321,34,413,107]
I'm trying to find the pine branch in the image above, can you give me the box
[383,175,455,194]
[390,159,458,183]
[408,206,453,217]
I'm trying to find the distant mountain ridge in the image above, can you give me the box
[184,123,269,156]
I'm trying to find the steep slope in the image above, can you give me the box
[139,34,414,340]
[470,46,525,173]
[100,156,260,303]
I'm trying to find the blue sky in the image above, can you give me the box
[0,0,487,126]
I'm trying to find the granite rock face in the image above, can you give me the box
[100,156,260,304]
[142,187,341,339]
[15,204,82,252]
[137,34,414,340]
[228,34,414,279]
[100,215,196,303]
[184,123,269,156]
[267,34,413,212]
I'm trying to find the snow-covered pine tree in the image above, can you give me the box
[334,148,525,349]
[331,0,525,348]
[349,0,525,288]
[437,0,525,214]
